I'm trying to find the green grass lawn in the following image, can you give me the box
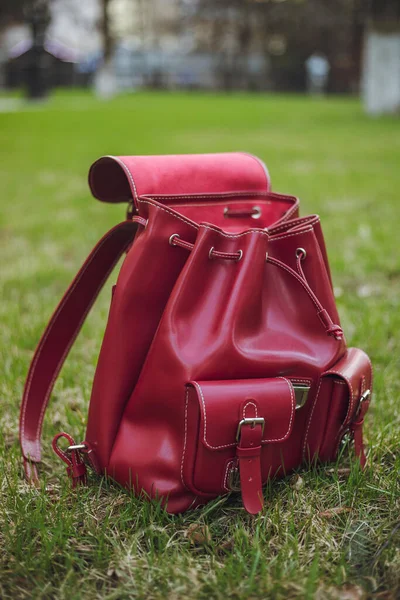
[0,90,399,599]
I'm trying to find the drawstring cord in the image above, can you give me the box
[169,233,343,340]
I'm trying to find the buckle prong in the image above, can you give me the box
[67,444,87,452]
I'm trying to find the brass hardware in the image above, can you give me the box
[236,417,265,442]
[227,465,241,491]
[293,385,310,410]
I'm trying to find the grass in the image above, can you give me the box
[0,89,399,599]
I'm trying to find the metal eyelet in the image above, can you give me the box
[251,206,262,219]
[236,249,243,262]
[169,233,180,246]
[296,247,307,259]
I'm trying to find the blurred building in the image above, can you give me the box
[1,0,397,101]
[362,0,400,114]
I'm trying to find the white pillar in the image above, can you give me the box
[362,30,400,115]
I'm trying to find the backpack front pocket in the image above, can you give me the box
[303,347,373,464]
[181,378,296,513]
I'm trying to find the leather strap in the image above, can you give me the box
[237,422,264,515]
[19,218,144,483]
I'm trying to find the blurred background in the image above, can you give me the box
[0,0,400,115]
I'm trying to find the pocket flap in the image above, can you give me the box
[323,347,373,427]
[187,378,296,451]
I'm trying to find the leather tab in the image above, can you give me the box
[350,395,371,469]
[236,421,264,515]
[52,433,88,488]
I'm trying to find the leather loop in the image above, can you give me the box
[52,432,87,488]
[19,218,142,482]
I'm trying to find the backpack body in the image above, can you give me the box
[20,153,372,515]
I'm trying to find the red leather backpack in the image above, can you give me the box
[19,153,372,515]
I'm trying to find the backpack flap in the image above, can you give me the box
[182,378,296,514]
[89,152,270,205]
[89,153,298,230]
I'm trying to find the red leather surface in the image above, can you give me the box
[191,379,294,449]
[89,153,270,205]
[181,379,295,499]
[164,192,299,233]
[19,219,141,478]
[20,153,372,515]
[236,412,264,515]
[303,347,373,462]
[96,196,346,513]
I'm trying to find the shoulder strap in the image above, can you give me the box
[19,217,145,483]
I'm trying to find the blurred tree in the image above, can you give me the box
[192,0,365,92]
[363,0,400,114]
[102,0,113,61]
[0,1,25,25]
[193,0,376,92]
[0,1,51,99]
[23,0,51,99]
[94,0,118,98]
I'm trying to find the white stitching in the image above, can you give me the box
[302,376,323,459]
[108,156,139,202]
[201,223,269,239]
[145,190,297,203]
[168,200,272,209]
[180,388,189,489]
[365,352,374,391]
[146,191,269,201]
[21,224,135,458]
[33,243,129,456]
[269,215,318,235]
[223,460,235,492]
[262,377,295,443]
[270,228,314,242]
[139,198,306,241]
[138,198,199,230]
[325,370,354,425]
[195,379,296,450]
[289,378,312,385]
[243,401,258,419]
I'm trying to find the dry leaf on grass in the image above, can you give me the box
[186,523,211,545]
[316,584,366,600]
[327,468,352,477]
[319,507,352,519]
[216,537,235,554]
[290,474,304,490]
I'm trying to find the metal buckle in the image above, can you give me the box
[293,385,310,410]
[236,417,265,442]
